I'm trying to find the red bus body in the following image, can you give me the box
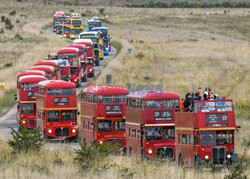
[80,86,128,150]
[126,91,180,159]
[34,61,60,80]
[36,80,78,140]
[67,44,88,81]
[29,65,56,80]
[50,59,71,81]
[17,75,47,129]
[57,47,82,87]
[53,11,64,32]
[73,39,95,77]
[175,100,238,167]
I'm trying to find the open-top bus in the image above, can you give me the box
[17,75,47,129]
[67,44,87,82]
[175,100,239,167]
[57,47,82,87]
[80,85,128,151]
[29,65,56,80]
[126,91,180,159]
[36,80,78,141]
[73,39,95,77]
[34,61,60,80]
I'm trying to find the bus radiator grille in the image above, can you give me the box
[212,147,225,164]
[55,128,69,137]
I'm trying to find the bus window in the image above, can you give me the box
[47,111,60,122]
[62,88,74,96]
[48,88,61,96]
[217,101,233,112]
[163,128,175,139]
[216,131,233,145]
[99,95,113,104]
[98,120,112,132]
[61,111,76,121]
[163,100,179,109]
[114,95,126,103]
[22,83,34,90]
[141,100,145,109]
[147,100,162,109]
[71,67,78,74]
[45,73,51,79]
[199,102,215,112]
[146,127,162,140]
[200,131,215,146]
[114,120,125,131]
[21,103,34,114]
[93,95,97,103]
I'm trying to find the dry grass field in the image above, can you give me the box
[0,1,249,178]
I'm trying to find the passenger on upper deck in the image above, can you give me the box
[184,93,192,112]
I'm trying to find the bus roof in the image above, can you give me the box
[67,44,86,50]
[80,32,99,36]
[127,91,179,100]
[73,39,93,46]
[54,11,64,15]
[18,75,47,84]
[34,61,59,68]
[92,27,108,30]
[82,86,128,95]
[17,70,46,79]
[88,20,101,23]
[29,65,55,73]
[38,80,76,89]
[57,47,79,54]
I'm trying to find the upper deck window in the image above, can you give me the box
[22,83,34,90]
[199,102,215,112]
[114,95,126,103]
[99,95,113,104]
[217,101,233,112]
[164,99,179,109]
[48,89,61,96]
[62,88,74,96]
[147,100,162,109]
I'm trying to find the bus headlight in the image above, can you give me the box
[148,149,152,154]
[74,79,77,82]
[48,129,52,134]
[227,154,231,159]
[99,141,103,144]
[72,129,76,133]
[22,120,26,124]
[205,155,209,159]
[89,69,92,72]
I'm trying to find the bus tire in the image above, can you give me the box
[90,73,94,78]
[141,149,146,159]
[129,147,132,157]
[95,60,100,66]
[178,154,183,167]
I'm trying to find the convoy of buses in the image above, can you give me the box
[14,11,239,168]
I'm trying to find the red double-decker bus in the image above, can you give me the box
[73,39,95,77]
[17,75,47,129]
[57,47,82,87]
[17,70,46,85]
[29,65,56,80]
[50,59,71,81]
[80,86,128,151]
[34,61,60,80]
[126,91,180,159]
[36,80,78,141]
[67,44,87,82]
[175,100,239,167]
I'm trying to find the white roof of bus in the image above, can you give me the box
[73,39,93,44]
[79,32,99,36]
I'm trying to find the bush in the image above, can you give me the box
[99,8,105,16]
[9,10,16,16]
[74,142,118,171]
[8,127,44,153]
[4,17,13,30]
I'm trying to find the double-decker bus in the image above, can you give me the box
[126,91,180,159]
[17,75,47,129]
[53,11,64,32]
[87,20,102,31]
[91,27,110,55]
[36,80,78,141]
[175,100,239,167]
[34,61,60,80]
[70,16,83,39]
[63,24,71,38]
[73,39,95,77]
[80,86,128,151]
[57,47,82,87]
[67,44,87,82]
[17,70,46,82]
[29,65,56,80]
[50,58,71,81]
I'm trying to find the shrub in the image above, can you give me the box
[8,127,44,153]
[4,17,13,30]
[9,10,16,16]
[15,33,23,40]
[99,8,105,16]
[74,142,118,171]
[4,62,12,68]
[135,52,145,60]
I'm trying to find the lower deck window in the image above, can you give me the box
[114,120,125,131]
[147,127,162,140]
[98,120,112,132]
[21,103,34,114]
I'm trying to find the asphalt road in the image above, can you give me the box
[0,47,116,150]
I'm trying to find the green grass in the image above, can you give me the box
[42,22,53,31]
[111,41,122,57]
[0,88,16,117]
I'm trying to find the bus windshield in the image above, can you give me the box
[147,100,162,109]
[200,131,215,146]
[70,67,78,74]
[71,29,83,35]
[164,100,179,109]
[62,111,76,121]
[47,111,60,122]
[62,88,74,96]
[114,95,126,103]
[147,127,162,140]
[98,120,112,132]
[21,103,34,114]
[216,131,233,145]
[55,17,65,23]
[64,27,70,34]
[88,22,101,29]
[87,59,93,65]
[58,53,76,58]
[114,120,125,131]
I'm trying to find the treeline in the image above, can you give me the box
[126,1,250,8]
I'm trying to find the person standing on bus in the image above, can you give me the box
[184,93,192,112]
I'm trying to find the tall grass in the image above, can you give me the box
[0,88,16,117]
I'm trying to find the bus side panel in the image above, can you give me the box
[126,124,141,155]
[126,108,143,124]
[81,102,96,118]
[81,117,94,146]
[175,112,198,128]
